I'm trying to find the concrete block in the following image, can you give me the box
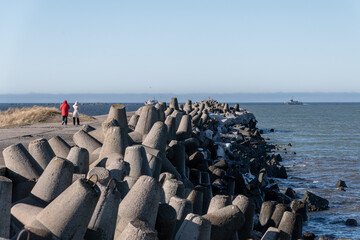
[203,205,245,240]
[175,213,211,240]
[259,201,277,232]
[176,115,192,140]
[48,136,71,158]
[36,178,100,240]
[162,179,185,204]
[169,196,193,233]
[31,156,74,203]
[67,146,89,174]
[207,194,231,214]
[124,145,152,179]
[168,141,186,177]
[134,106,159,140]
[115,176,161,237]
[232,194,255,240]
[99,126,129,159]
[2,143,41,183]
[107,104,129,130]
[186,189,204,215]
[73,130,102,154]
[128,114,140,130]
[142,121,168,153]
[261,227,280,240]
[85,179,121,240]
[277,211,302,240]
[0,176,12,238]
[28,138,56,171]
[117,219,157,240]
[169,97,179,110]
[155,203,177,240]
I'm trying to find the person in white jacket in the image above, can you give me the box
[72,101,80,125]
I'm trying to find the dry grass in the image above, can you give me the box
[0,106,96,128]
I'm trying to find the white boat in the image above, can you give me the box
[285,98,303,105]
[144,99,158,106]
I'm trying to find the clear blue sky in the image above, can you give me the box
[1,0,359,94]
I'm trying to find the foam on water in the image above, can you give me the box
[239,103,360,239]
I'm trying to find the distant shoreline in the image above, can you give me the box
[0,92,360,103]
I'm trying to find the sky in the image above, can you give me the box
[0,0,359,95]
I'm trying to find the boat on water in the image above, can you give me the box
[144,99,158,106]
[285,98,303,105]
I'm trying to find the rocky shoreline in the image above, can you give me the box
[0,98,336,240]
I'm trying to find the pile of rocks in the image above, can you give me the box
[0,98,324,240]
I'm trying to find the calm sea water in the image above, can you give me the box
[240,103,360,239]
[1,102,359,238]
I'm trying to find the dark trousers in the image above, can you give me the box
[62,116,68,125]
[73,117,80,125]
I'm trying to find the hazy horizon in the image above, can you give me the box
[0,92,359,103]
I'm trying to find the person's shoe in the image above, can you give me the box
[62,121,64,125]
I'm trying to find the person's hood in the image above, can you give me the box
[63,100,68,104]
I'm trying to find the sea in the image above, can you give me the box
[1,102,359,239]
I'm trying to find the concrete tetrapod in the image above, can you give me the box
[87,167,110,185]
[232,194,255,240]
[162,179,185,204]
[203,205,245,240]
[106,157,130,182]
[0,176,12,238]
[88,128,105,144]
[85,179,121,240]
[169,97,179,110]
[99,126,129,159]
[36,178,100,240]
[195,185,213,215]
[170,110,184,131]
[176,115,192,140]
[187,189,204,215]
[11,157,74,231]
[48,136,71,158]
[270,203,291,228]
[124,145,152,179]
[164,107,174,118]
[155,203,177,240]
[28,138,56,171]
[207,194,232,214]
[107,104,129,130]
[174,213,211,240]
[117,219,157,240]
[133,105,159,141]
[142,121,168,154]
[30,157,74,203]
[2,143,42,183]
[168,140,186,177]
[261,227,280,240]
[277,211,303,240]
[155,103,166,122]
[67,146,89,174]
[73,130,102,155]
[165,116,177,142]
[168,196,193,233]
[183,100,193,114]
[128,114,140,130]
[258,201,277,232]
[115,175,161,237]
[102,118,119,135]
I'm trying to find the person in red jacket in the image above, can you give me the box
[60,100,70,125]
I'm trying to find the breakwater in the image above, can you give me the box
[0,98,351,239]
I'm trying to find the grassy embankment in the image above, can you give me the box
[0,106,95,128]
